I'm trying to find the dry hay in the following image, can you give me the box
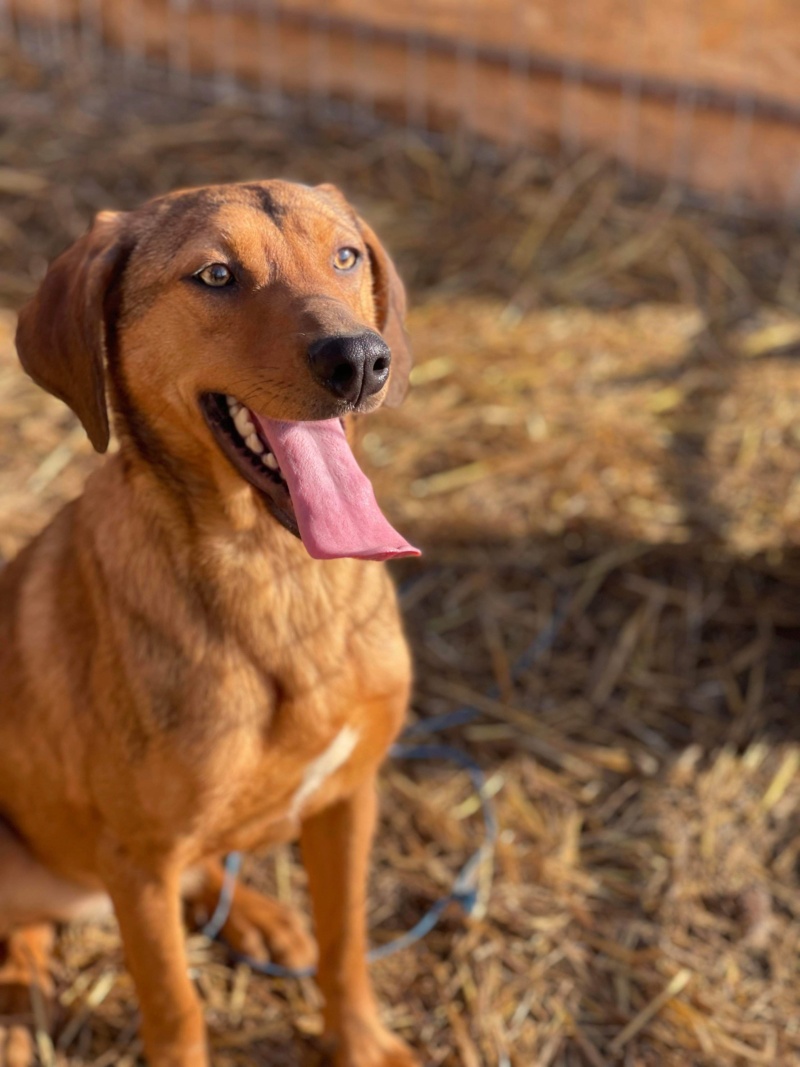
[2,46,800,1067]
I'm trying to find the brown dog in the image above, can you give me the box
[0,180,422,1067]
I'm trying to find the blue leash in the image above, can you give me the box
[201,592,568,977]
[201,742,497,978]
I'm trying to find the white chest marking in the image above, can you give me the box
[289,726,359,819]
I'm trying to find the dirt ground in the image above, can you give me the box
[3,45,800,1067]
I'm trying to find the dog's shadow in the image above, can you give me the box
[371,516,800,1062]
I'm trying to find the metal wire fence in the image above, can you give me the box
[3,0,800,218]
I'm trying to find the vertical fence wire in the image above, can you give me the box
[559,0,588,159]
[78,0,103,72]
[121,0,145,83]
[508,2,529,147]
[405,27,428,132]
[307,8,331,122]
[259,0,284,115]
[724,0,759,210]
[667,0,701,197]
[211,0,237,99]
[456,0,477,145]
[166,0,192,92]
[38,0,65,67]
[617,0,645,188]
[351,4,375,130]
[10,0,37,58]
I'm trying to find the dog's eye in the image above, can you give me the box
[333,247,359,272]
[196,263,234,287]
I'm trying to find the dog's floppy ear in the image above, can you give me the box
[15,210,131,453]
[355,216,412,408]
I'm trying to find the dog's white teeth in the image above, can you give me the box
[234,407,255,438]
[245,432,264,455]
[224,396,276,468]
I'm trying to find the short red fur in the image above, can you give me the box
[0,180,420,1067]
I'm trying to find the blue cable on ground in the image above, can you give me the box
[201,599,568,977]
[201,742,496,978]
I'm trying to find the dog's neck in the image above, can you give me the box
[109,432,309,570]
[83,443,367,698]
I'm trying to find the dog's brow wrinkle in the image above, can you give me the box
[157,188,221,225]
[243,184,286,226]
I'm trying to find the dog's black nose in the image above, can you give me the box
[308,332,391,403]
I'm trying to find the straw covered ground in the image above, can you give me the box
[3,46,800,1067]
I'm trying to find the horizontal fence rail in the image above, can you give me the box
[3,0,800,215]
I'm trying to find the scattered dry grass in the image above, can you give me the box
[3,45,800,1067]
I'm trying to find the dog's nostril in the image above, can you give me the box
[308,335,366,403]
[331,363,356,389]
[373,356,389,374]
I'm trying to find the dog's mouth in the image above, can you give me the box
[200,392,420,562]
[201,392,297,536]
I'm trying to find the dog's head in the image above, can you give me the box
[15,181,418,560]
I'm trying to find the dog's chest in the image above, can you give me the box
[287,724,360,819]
[144,561,411,853]
[179,665,399,854]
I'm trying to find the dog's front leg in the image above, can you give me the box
[301,777,420,1067]
[100,844,207,1067]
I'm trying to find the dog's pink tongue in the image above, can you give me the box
[252,416,420,561]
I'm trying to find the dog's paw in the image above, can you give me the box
[0,1025,35,1067]
[331,1021,421,1067]
[0,926,56,1067]
[191,882,317,972]
[228,893,317,971]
